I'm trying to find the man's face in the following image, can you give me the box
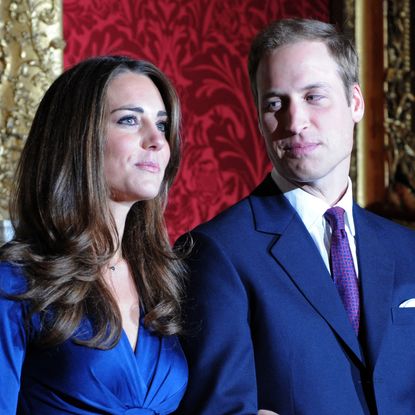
[256,41,364,194]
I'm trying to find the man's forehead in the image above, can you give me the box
[256,42,340,84]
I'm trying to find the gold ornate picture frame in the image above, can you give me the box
[337,0,415,226]
[380,0,414,224]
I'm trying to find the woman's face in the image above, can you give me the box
[104,71,170,205]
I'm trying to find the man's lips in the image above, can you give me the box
[135,161,160,172]
[282,142,320,157]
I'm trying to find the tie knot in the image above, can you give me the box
[324,206,346,231]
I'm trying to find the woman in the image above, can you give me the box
[0,56,187,414]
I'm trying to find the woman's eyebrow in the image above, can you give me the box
[110,107,168,118]
[110,106,144,114]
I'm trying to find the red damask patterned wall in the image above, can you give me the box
[63,0,329,241]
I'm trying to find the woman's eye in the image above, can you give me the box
[157,121,168,133]
[117,115,138,126]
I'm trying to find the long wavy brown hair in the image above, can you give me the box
[0,56,185,349]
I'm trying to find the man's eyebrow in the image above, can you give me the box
[261,91,283,100]
[261,82,332,100]
[301,82,331,91]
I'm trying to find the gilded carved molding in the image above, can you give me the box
[383,0,415,221]
[343,0,414,224]
[0,0,64,220]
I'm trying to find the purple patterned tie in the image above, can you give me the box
[324,206,360,335]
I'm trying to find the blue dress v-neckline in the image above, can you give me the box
[0,263,188,414]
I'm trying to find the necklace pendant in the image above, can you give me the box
[109,265,116,271]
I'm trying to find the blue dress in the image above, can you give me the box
[0,263,188,414]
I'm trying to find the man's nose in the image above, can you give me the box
[282,101,309,135]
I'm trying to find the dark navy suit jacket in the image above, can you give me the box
[175,175,415,415]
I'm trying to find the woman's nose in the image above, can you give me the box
[142,123,167,151]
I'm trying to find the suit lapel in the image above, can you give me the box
[354,205,395,368]
[250,176,364,365]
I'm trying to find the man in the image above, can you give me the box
[175,19,415,415]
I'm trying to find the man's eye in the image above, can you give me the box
[306,94,324,102]
[264,100,281,112]
[117,115,138,125]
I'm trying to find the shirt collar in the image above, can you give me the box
[271,169,355,236]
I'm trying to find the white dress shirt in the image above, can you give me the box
[271,169,359,277]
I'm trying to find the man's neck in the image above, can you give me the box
[271,168,349,206]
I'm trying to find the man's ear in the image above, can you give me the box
[351,83,365,123]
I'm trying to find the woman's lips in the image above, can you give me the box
[135,161,160,172]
